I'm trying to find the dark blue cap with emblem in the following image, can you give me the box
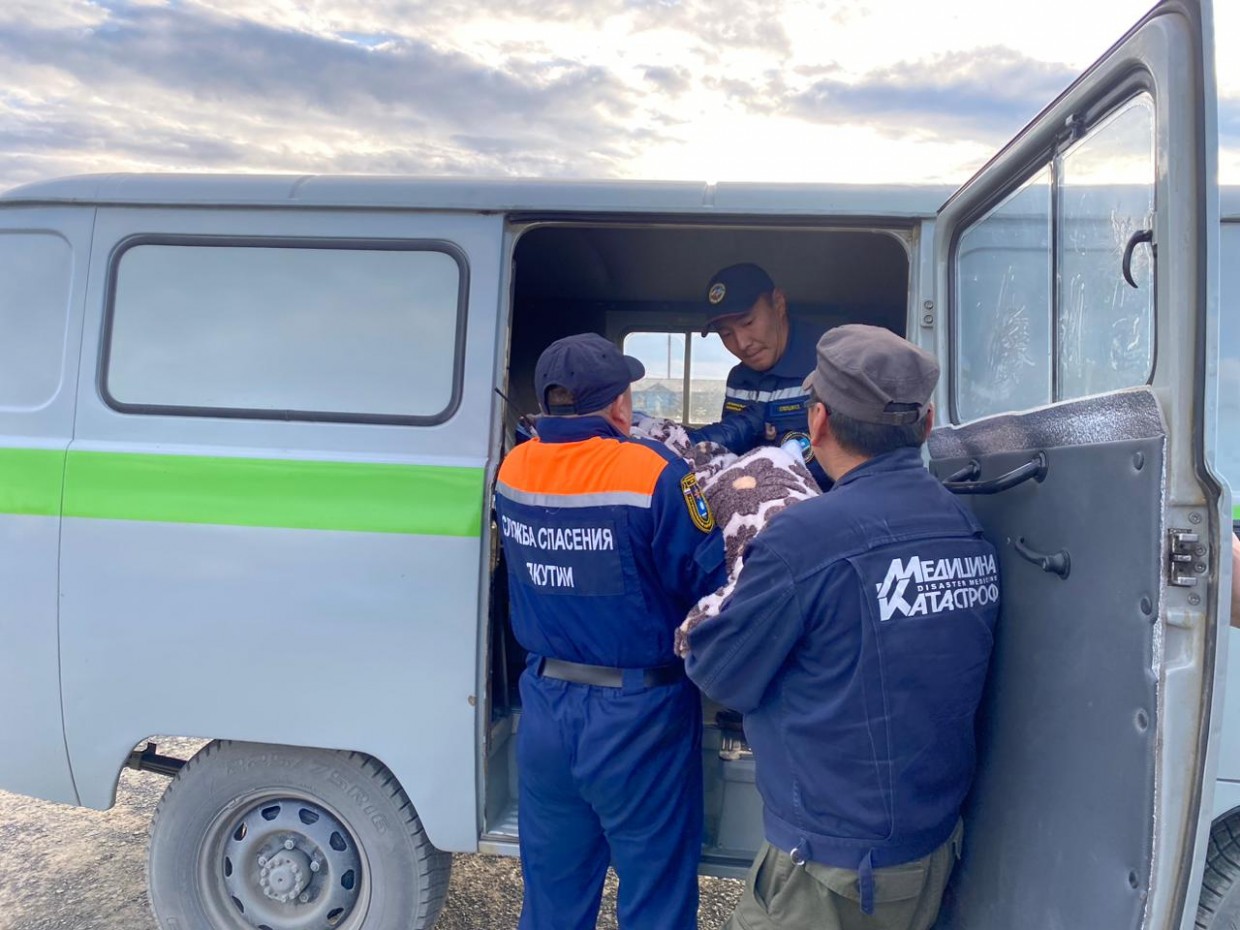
[535,333,646,416]
[702,262,775,335]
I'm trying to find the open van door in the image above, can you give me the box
[928,2,1224,929]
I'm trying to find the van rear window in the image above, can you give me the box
[623,331,731,424]
[103,240,465,424]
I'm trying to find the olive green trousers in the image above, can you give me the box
[726,820,963,930]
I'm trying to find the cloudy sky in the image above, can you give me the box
[1,0,1236,193]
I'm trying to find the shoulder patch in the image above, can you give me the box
[680,473,715,532]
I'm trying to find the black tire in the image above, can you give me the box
[148,740,451,930]
[1197,810,1240,929]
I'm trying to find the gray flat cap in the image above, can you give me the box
[802,324,939,426]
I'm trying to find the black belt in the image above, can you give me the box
[538,657,685,689]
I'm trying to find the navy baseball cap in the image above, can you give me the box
[535,333,645,415]
[702,263,775,335]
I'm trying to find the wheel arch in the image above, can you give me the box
[84,732,477,853]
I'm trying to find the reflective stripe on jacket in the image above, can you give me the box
[496,415,727,668]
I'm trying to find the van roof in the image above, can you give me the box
[0,173,955,218]
[9,173,1238,221]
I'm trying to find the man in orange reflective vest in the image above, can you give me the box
[495,333,728,929]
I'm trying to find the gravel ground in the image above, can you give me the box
[0,739,743,930]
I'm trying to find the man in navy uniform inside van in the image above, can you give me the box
[687,325,1000,930]
[692,262,831,489]
[494,333,728,930]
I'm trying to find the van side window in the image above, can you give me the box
[0,233,72,409]
[104,241,465,424]
[955,167,1053,423]
[1057,97,1155,398]
[624,331,731,424]
[954,93,1155,423]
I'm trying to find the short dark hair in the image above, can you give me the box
[546,386,575,409]
[545,385,612,418]
[808,388,927,457]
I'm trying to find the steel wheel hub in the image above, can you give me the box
[216,797,363,930]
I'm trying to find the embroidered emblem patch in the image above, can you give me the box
[708,283,726,305]
[680,473,715,532]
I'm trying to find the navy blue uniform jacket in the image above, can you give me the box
[720,317,829,488]
[496,416,727,667]
[686,448,998,871]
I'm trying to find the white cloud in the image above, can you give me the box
[0,0,1234,191]
[0,0,107,29]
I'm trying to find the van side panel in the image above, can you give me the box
[58,207,502,852]
[0,208,92,803]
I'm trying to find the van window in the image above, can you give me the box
[1057,96,1155,398]
[0,232,71,409]
[624,331,732,424]
[954,93,1155,423]
[1219,222,1240,499]
[104,242,464,422]
[955,167,1053,423]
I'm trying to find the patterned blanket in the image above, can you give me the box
[631,415,820,656]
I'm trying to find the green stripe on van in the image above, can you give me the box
[0,448,66,517]
[62,451,484,536]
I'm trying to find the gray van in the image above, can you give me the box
[0,1,1230,929]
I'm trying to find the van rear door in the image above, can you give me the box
[0,205,92,805]
[927,2,1222,929]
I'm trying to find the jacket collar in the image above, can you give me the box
[535,415,626,444]
[832,447,926,489]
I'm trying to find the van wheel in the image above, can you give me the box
[148,740,450,930]
[1197,810,1240,929]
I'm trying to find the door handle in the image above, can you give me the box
[1011,536,1071,579]
[1122,228,1154,288]
[942,452,1048,495]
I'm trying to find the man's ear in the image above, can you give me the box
[608,389,633,432]
[808,401,829,447]
[771,287,788,319]
[923,403,935,440]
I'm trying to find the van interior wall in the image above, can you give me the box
[506,223,912,419]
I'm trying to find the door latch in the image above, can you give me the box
[1168,529,1201,587]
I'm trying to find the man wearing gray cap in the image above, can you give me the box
[686,325,1000,930]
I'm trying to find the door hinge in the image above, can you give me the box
[1168,529,1202,587]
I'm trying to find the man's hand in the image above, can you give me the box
[688,404,766,453]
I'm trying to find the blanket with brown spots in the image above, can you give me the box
[630,416,820,657]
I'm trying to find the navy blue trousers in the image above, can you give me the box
[517,668,703,930]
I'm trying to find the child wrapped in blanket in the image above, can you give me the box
[630,414,820,656]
